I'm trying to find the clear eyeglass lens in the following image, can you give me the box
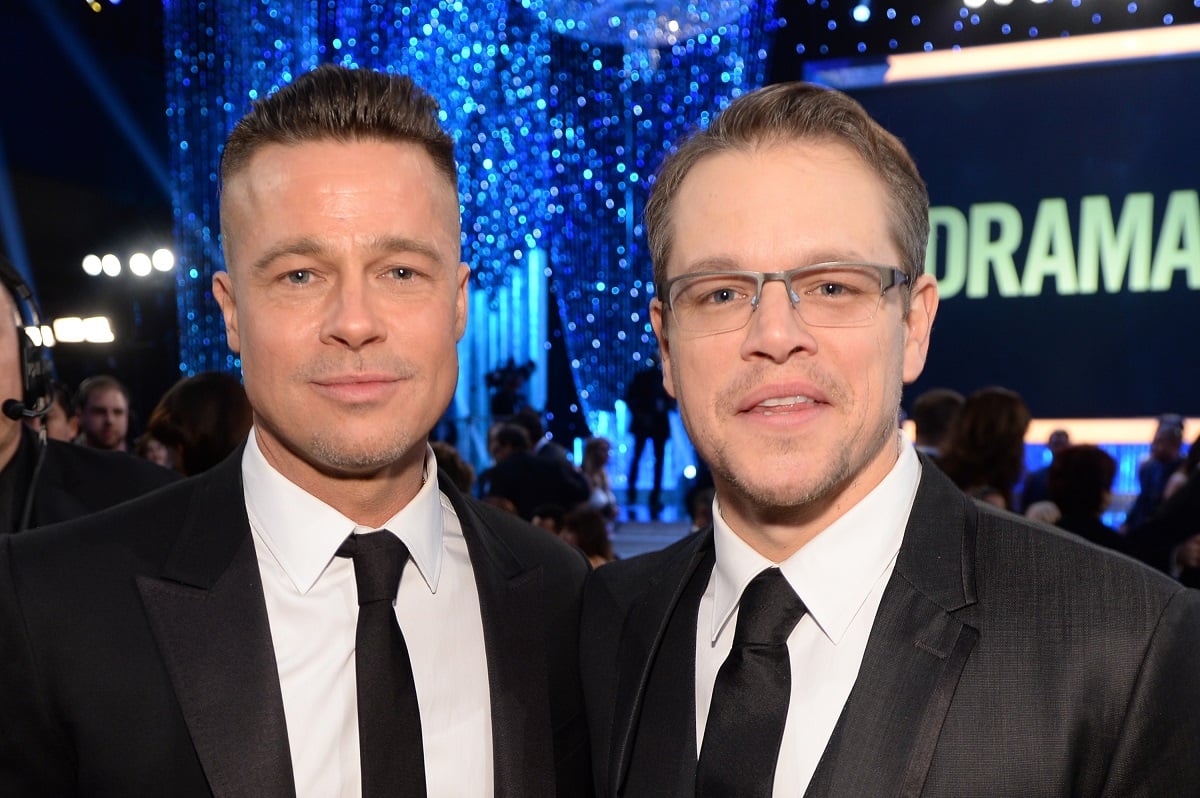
[670,265,888,332]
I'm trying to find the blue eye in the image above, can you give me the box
[285,270,311,285]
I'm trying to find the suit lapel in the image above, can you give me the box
[441,478,554,798]
[610,532,713,796]
[136,451,296,798]
[806,460,980,798]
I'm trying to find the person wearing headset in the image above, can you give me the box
[0,261,177,534]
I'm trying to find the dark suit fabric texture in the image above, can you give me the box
[580,459,1200,797]
[3,424,179,534]
[0,447,592,797]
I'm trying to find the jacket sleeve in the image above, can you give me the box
[1100,586,1200,797]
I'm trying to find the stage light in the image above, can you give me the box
[129,252,152,277]
[853,3,871,23]
[151,247,175,272]
[100,254,121,276]
[82,254,102,276]
[52,317,84,343]
[83,317,115,343]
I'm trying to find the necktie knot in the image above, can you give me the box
[338,531,410,606]
[733,567,806,647]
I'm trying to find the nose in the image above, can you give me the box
[739,279,817,363]
[320,275,387,350]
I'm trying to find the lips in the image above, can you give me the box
[736,382,829,414]
[310,374,403,403]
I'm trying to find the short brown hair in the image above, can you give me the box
[644,82,928,296]
[220,63,457,193]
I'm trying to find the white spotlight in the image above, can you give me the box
[82,254,103,276]
[853,2,871,23]
[101,254,121,277]
[129,252,152,277]
[53,317,85,343]
[964,0,987,8]
[152,247,175,272]
[83,316,115,343]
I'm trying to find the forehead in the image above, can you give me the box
[668,139,895,271]
[86,388,127,407]
[220,139,460,257]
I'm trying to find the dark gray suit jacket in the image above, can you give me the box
[581,460,1200,797]
[0,446,591,796]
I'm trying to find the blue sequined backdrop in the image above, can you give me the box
[164,0,776,483]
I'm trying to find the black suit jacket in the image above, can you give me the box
[581,460,1200,797]
[0,447,591,796]
[5,425,179,533]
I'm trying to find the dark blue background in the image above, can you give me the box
[848,56,1199,418]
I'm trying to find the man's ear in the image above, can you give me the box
[454,262,470,341]
[902,273,938,384]
[649,298,676,399]
[212,271,241,354]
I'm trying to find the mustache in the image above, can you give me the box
[715,364,847,412]
[294,354,419,382]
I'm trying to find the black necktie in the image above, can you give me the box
[696,567,807,798]
[338,531,427,797]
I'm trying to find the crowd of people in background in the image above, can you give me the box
[16,362,1198,583]
[910,385,1200,585]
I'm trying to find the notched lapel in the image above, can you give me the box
[610,534,713,796]
[806,462,982,798]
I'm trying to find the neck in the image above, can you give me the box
[256,434,428,528]
[716,436,902,562]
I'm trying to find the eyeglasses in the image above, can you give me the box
[661,262,909,335]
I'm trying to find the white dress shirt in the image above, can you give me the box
[695,441,921,796]
[243,429,494,797]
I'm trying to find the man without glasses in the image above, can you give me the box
[0,64,590,796]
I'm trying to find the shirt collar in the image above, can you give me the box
[242,428,445,595]
[710,440,921,645]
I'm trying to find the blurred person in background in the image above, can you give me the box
[74,374,132,452]
[1017,428,1070,512]
[560,505,615,568]
[1123,415,1185,530]
[0,266,175,535]
[144,371,253,477]
[581,436,618,523]
[908,387,963,461]
[937,386,1031,510]
[1162,430,1198,502]
[1047,444,1124,552]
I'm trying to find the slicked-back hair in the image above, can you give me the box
[644,82,929,302]
[219,63,457,195]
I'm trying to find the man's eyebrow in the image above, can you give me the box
[248,235,444,274]
[679,251,872,274]
[249,237,327,274]
[362,234,443,262]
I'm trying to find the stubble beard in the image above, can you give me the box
[305,426,419,476]
[679,365,903,527]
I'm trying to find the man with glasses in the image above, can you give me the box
[580,82,1200,796]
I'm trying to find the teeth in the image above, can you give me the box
[758,395,815,408]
